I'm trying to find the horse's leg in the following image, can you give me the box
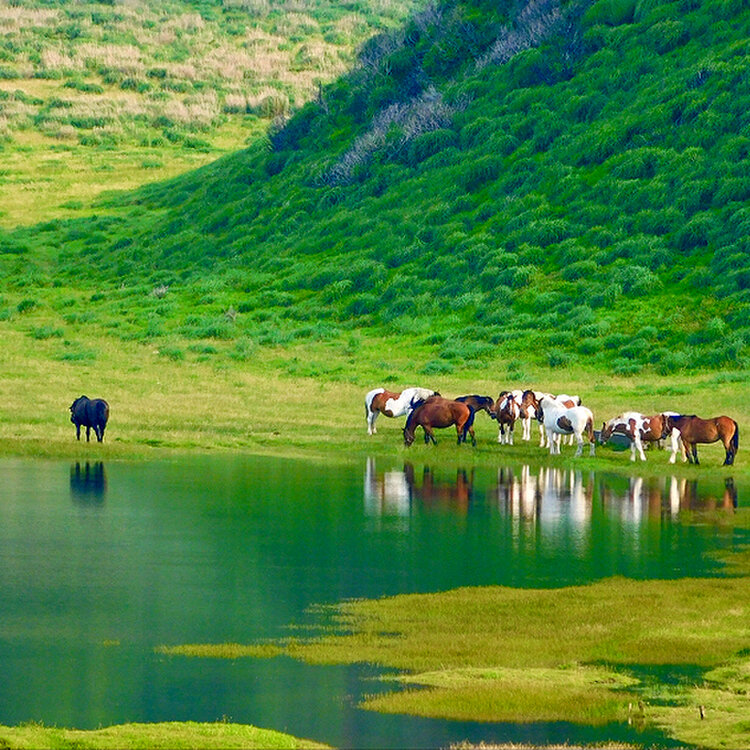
[682,436,693,464]
[86,425,91,442]
[575,433,583,457]
[669,429,680,464]
[367,410,378,435]
[75,424,81,441]
[692,444,699,465]
[469,425,476,447]
[634,434,646,461]
[539,423,545,447]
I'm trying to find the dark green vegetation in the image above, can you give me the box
[2,0,750,377]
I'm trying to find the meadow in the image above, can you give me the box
[1,0,750,747]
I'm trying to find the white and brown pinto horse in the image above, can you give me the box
[600,412,672,462]
[403,397,476,447]
[665,414,739,466]
[538,395,595,457]
[365,386,438,435]
[494,390,523,444]
[521,391,582,447]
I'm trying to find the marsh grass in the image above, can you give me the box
[155,516,750,747]
[0,721,328,749]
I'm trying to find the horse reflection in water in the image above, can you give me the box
[601,475,738,523]
[70,461,107,505]
[363,458,475,518]
[496,466,594,541]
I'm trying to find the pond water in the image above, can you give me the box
[0,455,745,748]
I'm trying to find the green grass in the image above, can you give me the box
[0,0,414,227]
[0,721,328,749]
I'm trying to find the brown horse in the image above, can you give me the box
[455,394,495,418]
[665,414,739,465]
[403,397,476,447]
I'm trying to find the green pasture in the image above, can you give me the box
[0,317,748,479]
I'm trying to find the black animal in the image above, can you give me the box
[69,396,110,442]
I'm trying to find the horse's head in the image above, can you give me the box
[600,421,613,444]
[70,395,87,421]
[402,426,415,446]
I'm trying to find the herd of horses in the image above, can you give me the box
[364,387,740,466]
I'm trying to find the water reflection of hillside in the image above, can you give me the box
[364,459,738,527]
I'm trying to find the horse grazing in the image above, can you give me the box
[494,390,522,444]
[538,395,595,457]
[665,414,739,466]
[600,412,671,462]
[455,395,495,418]
[70,396,110,443]
[403,397,476,447]
[364,386,438,435]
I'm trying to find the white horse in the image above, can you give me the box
[364,386,438,435]
[539,395,595,457]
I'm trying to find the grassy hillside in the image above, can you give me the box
[0,0,413,225]
[1,0,749,379]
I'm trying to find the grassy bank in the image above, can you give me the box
[0,323,748,476]
[0,721,328,749]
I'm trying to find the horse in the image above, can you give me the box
[600,412,672,462]
[70,395,109,443]
[518,390,547,444]
[538,395,595,457]
[403,397,476,447]
[365,386,438,434]
[664,414,739,466]
[455,395,495,418]
[493,390,523,444]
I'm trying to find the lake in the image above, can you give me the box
[0,455,744,748]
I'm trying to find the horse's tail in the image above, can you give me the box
[585,415,595,443]
[732,421,739,453]
[462,405,477,441]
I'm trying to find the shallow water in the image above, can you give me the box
[0,455,744,748]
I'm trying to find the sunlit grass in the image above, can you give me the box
[0,721,328,749]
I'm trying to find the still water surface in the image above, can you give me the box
[0,455,745,748]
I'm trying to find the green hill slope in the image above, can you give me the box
[2,0,750,377]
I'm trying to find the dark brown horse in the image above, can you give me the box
[70,395,110,442]
[665,414,739,465]
[455,394,495,418]
[403,397,476,447]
